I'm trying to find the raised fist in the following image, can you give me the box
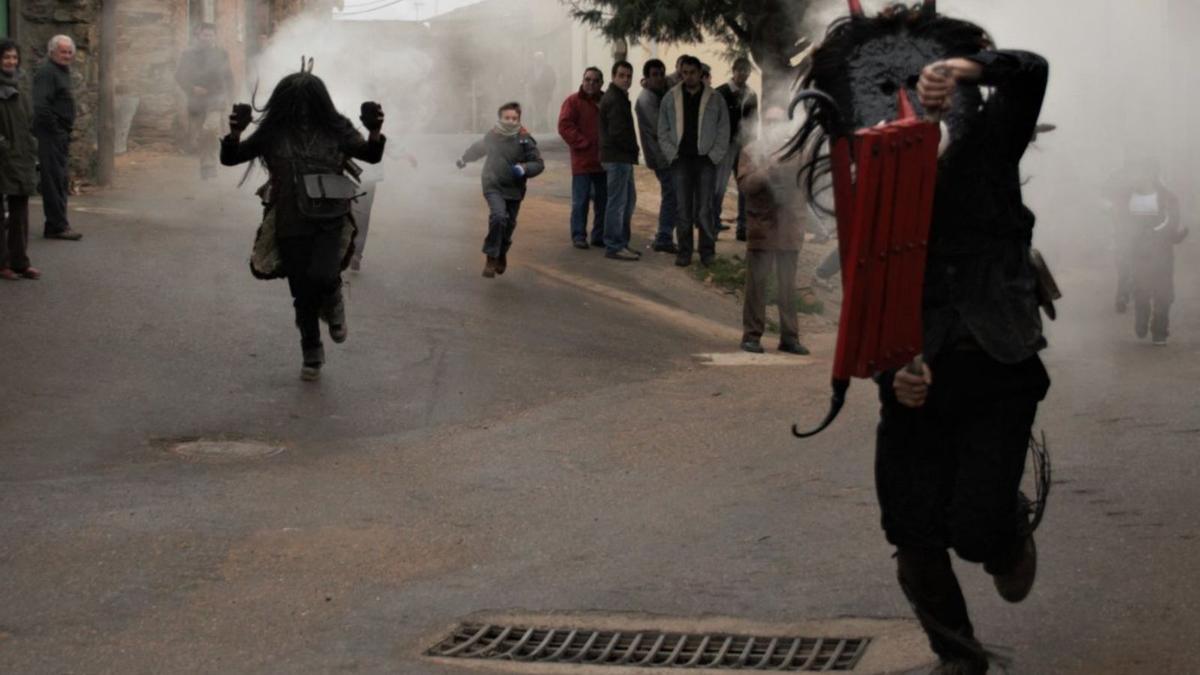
[229,103,252,134]
[456,158,466,170]
[360,101,384,133]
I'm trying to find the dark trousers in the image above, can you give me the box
[0,195,31,271]
[279,231,344,352]
[1115,246,1133,309]
[1133,286,1171,340]
[350,182,378,265]
[713,151,748,236]
[876,351,1049,663]
[673,155,716,258]
[742,249,799,344]
[653,168,677,246]
[483,192,521,258]
[570,172,607,245]
[36,130,71,235]
[187,108,221,174]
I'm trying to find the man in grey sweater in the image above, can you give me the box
[657,55,729,267]
[635,59,677,253]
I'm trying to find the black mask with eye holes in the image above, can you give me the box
[784,3,993,210]
[794,4,992,144]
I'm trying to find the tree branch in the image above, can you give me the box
[722,13,752,44]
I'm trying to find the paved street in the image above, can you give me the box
[2,139,1198,674]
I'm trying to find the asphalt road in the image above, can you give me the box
[1,139,1198,674]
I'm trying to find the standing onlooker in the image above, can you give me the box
[715,57,759,241]
[33,35,81,241]
[665,55,688,89]
[456,102,545,279]
[175,22,235,180]
[0,40,41,281]
[526,52,558,133]
[1120,159,1188,344]
[635,58,677,253]
[599,60,640,261]
[658,56,730,267]
[737,108,807,355]
[558,67,606,249]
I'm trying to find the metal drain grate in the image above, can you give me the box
[427,623,869,671]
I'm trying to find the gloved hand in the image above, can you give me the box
[511,164,526,178]
[455,158,467,170]
[360,101,384,133]
[229,103,252,134]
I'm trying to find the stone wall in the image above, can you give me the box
[16,0,101,178]
[114,0,189,148]
[12,0,323,179]
[116,0,249,150]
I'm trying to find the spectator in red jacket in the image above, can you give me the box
[558,67,606,249]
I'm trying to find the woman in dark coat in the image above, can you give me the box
[220,70,385,380]
[0,39,41,281]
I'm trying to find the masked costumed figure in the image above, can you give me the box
[221,63,386,381]
[789,3,1052,672]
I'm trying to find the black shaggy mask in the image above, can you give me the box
[786,1,992,210]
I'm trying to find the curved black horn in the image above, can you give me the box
[793,379,850,438]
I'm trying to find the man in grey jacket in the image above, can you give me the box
[657,55,729,267]
[636,59,676,253]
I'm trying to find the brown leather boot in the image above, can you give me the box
[482,257,497,278]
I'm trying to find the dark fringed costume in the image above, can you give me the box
[787,3,1053,672]
[220,68,385,378]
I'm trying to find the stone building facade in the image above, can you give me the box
[10,0,102,177]
[4,0,331,181]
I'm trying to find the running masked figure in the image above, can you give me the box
[221,67,385,381]
[789,3,1052,672]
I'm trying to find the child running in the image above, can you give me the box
[456,102,544,278]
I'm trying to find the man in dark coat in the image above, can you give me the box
[0,39,41,280]
[636,59,677,253]
[558,68,606,248]
[457,102,545,278]
[598,60,640,261]
[33,35,81,241]
[175,22,235,180]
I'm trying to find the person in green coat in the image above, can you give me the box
[0,39,41,281]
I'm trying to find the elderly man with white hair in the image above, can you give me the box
[33,35,81,241]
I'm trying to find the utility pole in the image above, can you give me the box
[97,0,116,185]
